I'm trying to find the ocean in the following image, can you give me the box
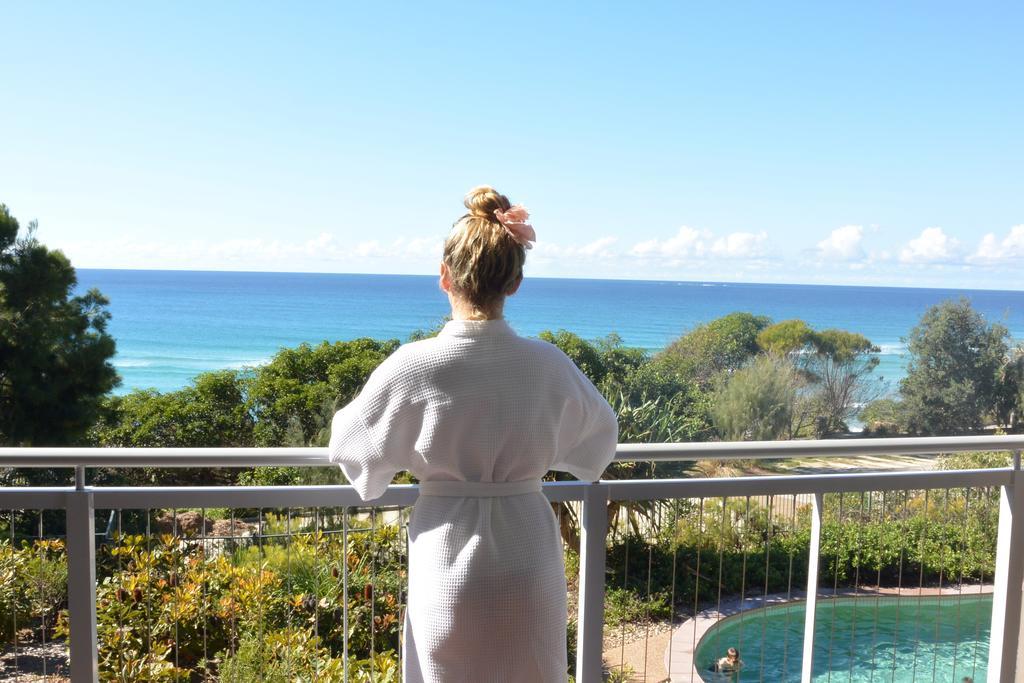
[74,269,1024,396]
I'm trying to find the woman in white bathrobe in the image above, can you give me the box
[329,186,618,682]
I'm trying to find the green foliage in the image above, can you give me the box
[246,338,399,447]
[45,517,407,681]
[90,371,253,449]
[818,490,999,585]
[859,398,909,436]
[936,449,1012,470]
[406,316,450,342]
[538,329,608,385]
[604,586,672,624]
[218,628,399,682]
[0,539,67,643]
[757,319,814,356]
[802,329,883,435]
[995,344,1024,429]
[900,299,1009,434]
[656,312,772,386]
[712,355,798,440]
[810,329,879,365]
[0,204,119,449]
[87,370,255,486]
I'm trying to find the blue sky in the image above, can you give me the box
[2,2,1022,288]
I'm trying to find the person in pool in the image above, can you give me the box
[716,647,743,673]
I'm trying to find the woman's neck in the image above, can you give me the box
[450,297,503,321]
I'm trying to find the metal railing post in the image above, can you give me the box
[989,451,1024,683]
[67,466,98,682]
[575,482,609,681]
[801,492,823,683]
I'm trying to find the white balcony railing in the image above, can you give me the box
[2,435,1023,682]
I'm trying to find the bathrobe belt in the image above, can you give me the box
[418,479,543,497]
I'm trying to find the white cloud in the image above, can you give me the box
[49,232,447,272]
[970,225,1024,263]
[899,227,962,264]
[532,236,619,262]
[628,226,766,261]
[576,236,619,257]
[629,226,708,259]
[710,231,768,259]
[816,225,866,261]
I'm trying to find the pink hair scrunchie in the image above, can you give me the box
[493,205,536,249]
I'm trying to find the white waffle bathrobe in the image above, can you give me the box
[329,319,618,683]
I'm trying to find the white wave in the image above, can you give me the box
[224,358,272,369]
[116,359,153,368]
[876,343,907,355]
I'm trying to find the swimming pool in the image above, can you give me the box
[693,594,990,682]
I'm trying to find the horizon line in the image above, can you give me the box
[76,266,1024,295]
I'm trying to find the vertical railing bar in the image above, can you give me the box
[760,494,773,679]
[399,505,409,678]
[9,509,17,674]
[715,496,726,646]
[286,507,293,682]
[314,506,321,680]
[66,476,99,682]
[37,509,47,678]
[173,506,181,670]
[370,506,377,682]
[987,449,1024,682]
[931,488,951,683]
[257,508,265,683]
[890,489,909,675]
[848,491,864,683]
[950,487,966,681]
[342,506,350,683]
[736,496,750,660]
[690,497,704,680]
[575,482,609,683]
[911,490,929,681]
[665,497,680,678]
[800,491,823,683]
[229,506,237,657]
[618,502,629,673]
[145,508,152,658]
[202,506,209,673]
[641,500,654,682]
[868,491,884,677]
[826,493,842,681]
[972,482,987,680]
[781,494,796,681]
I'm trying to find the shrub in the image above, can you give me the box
[712,356,798,441]
[0,539,67,643]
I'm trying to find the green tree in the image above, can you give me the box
[711,355,798,441]
[995,343,1024,430]
[655,312,772,387]
[899,299,1009,435]
[87,370,254,486]
[804,329,883,435]
[538,330,607,385]
[246,338,399,447]
[757,319,814,357]
[0,204,119,447]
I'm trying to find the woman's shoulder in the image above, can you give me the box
[381,331,579,376]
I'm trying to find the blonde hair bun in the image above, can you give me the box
[443,186,527,313]
[463,185,511,219]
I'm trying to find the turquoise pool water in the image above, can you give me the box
[694,594,990,682]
